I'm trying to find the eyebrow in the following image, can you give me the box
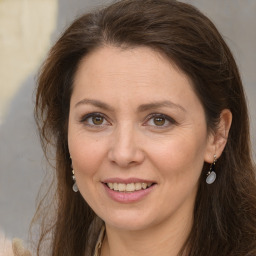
[75,99,114,111]
[137,100,186,113]
[75,98,186,112]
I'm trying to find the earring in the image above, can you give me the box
[70,159,78,193]
[206,154,217,184]
[72,169,79,192]
[70,157,78,192]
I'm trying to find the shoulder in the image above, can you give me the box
[0,231,31,256]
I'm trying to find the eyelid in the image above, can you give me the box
[143,113,177,127]
[80,112,111,126]
[79,112,176,128]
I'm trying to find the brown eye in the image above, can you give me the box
[144,114,175,128]
[81,113,110,127]
[92,116,104,125]
[153,117,166,126]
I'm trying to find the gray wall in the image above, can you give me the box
[0,0,255,242]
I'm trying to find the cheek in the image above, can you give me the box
[68,132,107,178]
[68,135,107,205]
[149,133,207,182]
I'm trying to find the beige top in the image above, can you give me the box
[93,225,105,256]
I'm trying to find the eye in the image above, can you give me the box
[144,114,176,128]
[91,116,104,125]
[152,116,166,126]
[80,113,110,127]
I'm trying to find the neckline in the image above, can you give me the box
[94,225,106,256]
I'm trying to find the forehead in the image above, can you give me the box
[74,46,190,89]
[71,46,201,112]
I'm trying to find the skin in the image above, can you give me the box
[68,46,232,256]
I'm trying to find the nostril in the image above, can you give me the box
[108,147,145,168]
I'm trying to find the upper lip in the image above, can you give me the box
[102,177,156,184]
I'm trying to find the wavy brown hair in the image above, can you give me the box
[34,0,256,255]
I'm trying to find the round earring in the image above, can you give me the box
[206,154,217,184]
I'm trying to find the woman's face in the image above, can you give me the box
[68,46,213,231]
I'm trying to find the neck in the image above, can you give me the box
[101,210,193,256]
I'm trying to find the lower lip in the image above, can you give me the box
[103,183,156,203]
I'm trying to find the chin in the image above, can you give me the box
[101,210,157,231]
[107,220,152,231]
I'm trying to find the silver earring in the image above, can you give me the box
[206,154,217,184]
[70,157,78,192]
[72,169,79,192]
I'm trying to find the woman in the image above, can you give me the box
[32,0,256,255]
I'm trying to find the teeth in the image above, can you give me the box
[118,183,126,192]
[135,183,142,190]
[107,182,153,192]
[126,183,135,192]
[142,183,147,189]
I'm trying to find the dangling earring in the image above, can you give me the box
[70,157,78,192]
[72,169,79,192]
[71,158,79,192]
[206,154,217,184]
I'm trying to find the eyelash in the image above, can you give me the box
[143,113,177,128]
[80,112,111,127]
[79,112,176,129]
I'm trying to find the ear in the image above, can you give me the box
[204,109,232,163]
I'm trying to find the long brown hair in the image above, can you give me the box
[34,0,256,255]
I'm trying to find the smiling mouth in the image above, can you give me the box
[105,182,154,192]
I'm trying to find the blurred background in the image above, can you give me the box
[0,0,255,242]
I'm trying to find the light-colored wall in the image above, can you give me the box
[0,0,255,242]
[0,0,58,242]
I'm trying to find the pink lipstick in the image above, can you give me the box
[102,178,156,203]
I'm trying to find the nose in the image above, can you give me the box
[108,124,145,168]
